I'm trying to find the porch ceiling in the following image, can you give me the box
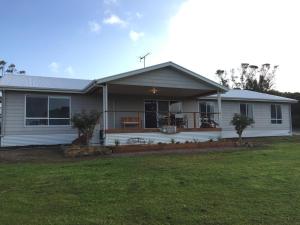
[107,84,217,98]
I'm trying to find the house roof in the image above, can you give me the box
[0,62,228,93]
[0,74,93,93]
[202,89,298,103]
[96,62,228,92]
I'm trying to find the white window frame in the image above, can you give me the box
[271,104,282,124]
[240,103,254,120]
[198,101,215,119]
[24,95,71,127]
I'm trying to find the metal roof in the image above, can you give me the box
[0,62,228,93]
[202,89,298,103]
[0,74,93,93]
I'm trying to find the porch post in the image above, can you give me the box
[217,90,222,127]
[102,84,108,136]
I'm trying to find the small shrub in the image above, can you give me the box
[176,141,180,144]
[170,138,175,144]
[231,113,254,145]
[72,110,100,145]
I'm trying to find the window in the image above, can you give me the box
[271,104,282,124]
[25,96,70,126]
[26,96,48,125]
[199,102,214,119]
[169,101,183,113]
[240,103,253,119]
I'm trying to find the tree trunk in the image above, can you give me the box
[238,134,242,146]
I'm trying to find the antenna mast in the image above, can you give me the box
[139,52,150,68]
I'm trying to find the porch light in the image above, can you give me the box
[150,87,159,95]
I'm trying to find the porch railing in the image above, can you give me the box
[101,111,220,130]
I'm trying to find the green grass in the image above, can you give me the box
[1,138,300,225]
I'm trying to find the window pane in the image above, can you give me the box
[49,98,70,118]
[26,119,48,126]
[247,104,254,119]
[271,119,277,124]
[158,101,169,113]
[200,103,206,114]
[49,119,70,125]
[240,104,247,116]
[26,96,48,118]
[271,105,276,119]
[277,105,282,120]
[170,101,182,113]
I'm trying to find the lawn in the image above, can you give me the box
[0,137,300,225]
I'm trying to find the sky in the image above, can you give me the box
[0,0,299,92]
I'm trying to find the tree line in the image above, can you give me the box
[0,59,26,76]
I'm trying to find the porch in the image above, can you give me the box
[90,86,223,146]
[88,63,226,145]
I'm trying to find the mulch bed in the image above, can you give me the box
[112,141,237,154]
[0,140,266,163]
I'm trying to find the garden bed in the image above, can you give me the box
[63,139,262,157]
[113,140,237,154]
[63,145,112,158]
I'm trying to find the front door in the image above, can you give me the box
[145,100,157,128]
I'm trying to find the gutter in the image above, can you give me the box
[199,97,298,104]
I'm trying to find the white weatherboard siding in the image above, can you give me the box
[1,134,78,147]
[106,131,221,146]
[220,101,292,137]
[110,67,215,90]
[1,91,101,147]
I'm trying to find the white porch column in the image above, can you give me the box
[102,84,108,133]
[217,90,222,127]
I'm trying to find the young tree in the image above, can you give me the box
[0,59,26,75]
[231,113,254,145]
[0,60,6,76]
[6,64,16,74]
[215,69,229,88]
[72,110,101,145]
[216,63,277,92]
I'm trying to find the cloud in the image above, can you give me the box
[88,21,101,33]
[65,66,74,75]
[152,0,300,92]
[103,14,127,27]
[136,12,143,19]
[129,30,144,41]
[48,62,59,73]
[104,0,118,5]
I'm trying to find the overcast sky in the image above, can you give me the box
[1,0,299,92]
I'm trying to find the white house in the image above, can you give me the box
[0,62,297,147]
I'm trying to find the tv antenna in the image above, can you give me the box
[139,52,150,68]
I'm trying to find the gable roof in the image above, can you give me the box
[0,74,93,93]
[96,62,228,91]
[202,89,298,103]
